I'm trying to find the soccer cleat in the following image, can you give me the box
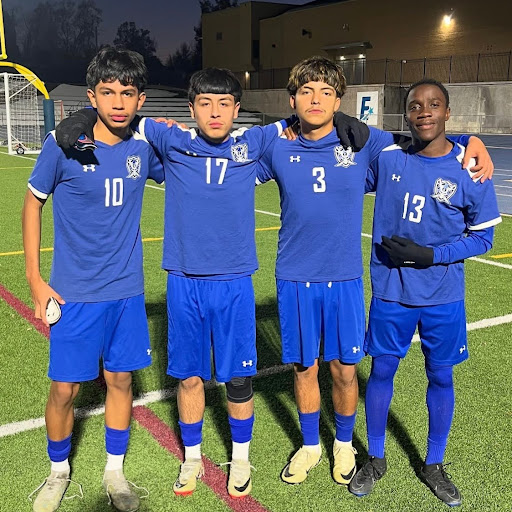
[281,446,322,484]
[103,470,141,512]
[173,458,204,496]
[421,463,462,507]
[30,470,70,512]
[332,444,357,485]
[348,456,387,497]
[227,459,253,498]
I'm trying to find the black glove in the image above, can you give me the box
[55,108,98,149]
[381,235,434,267]
[333,111,370,152]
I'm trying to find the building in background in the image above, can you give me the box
[202,0,512,89]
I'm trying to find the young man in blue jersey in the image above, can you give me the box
[256,57,493,489]
[23,47,163,512]
[347,79,501,506]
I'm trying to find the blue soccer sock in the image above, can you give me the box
[425,364,455,465]
[179,419,203,460]
[365,355,400,458]
[298,410,320,447]
[48,434,72,473]
[229,415,254,461]
[105,425,131,455]
[334,411,356,443]
[105,425,131,471]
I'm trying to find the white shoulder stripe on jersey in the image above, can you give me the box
[28,183,48,200]
[138,117,147,140]
[455,143,479,180]
[231,126,249,139]
[381,143,404,152]
[468,216,502,231]
[274,121,284,137]
[132,126,148,143]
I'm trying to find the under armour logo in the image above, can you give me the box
[147,349,152,356]
[82,164,96,172]
[242,360,253,367]
[352,347,361,353]
[392,174,401,181]
[290,156,301,162]
[459,345,466,354]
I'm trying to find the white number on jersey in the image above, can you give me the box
[402,192,425,223]
[312,167,326,193]
[105,178,123,207]
[206,157,229,184]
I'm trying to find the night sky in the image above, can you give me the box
[6,0,310,60]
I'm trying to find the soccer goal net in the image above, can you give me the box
[0,73,63,155]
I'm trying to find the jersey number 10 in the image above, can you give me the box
[105,178,123,207]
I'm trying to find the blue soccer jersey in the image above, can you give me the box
[28,131,164,302]
[367,142,501,306]
[257,127,396,282]
[139,118,286,276]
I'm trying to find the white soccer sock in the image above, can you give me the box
[303,444,322,455]
[334,439,353,450]
[51,459,70,474]
[184,444,201,460]
[105,453,125,471]
[232,440,250,461]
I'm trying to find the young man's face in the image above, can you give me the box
[189,93,240,143]
[291,81,341,130]
[87,80,145,133]
[405,84,450,143]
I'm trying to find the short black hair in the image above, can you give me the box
[188,68,242,104]
[86,46,148,92]
[404,78,450,111]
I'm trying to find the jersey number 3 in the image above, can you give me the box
[313,167,326,193]
[402,192,425,223]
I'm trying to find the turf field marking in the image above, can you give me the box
[145,184,165,191]
[132,407,270,512]
[1,302,511,439]
[0,166,34,169]
[0,283,48,338]
[255,209,280,217]
[491,253,512,259]
[0,363,291,438]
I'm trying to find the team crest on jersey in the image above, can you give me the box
[334,145,357,168]
[431,177,457,205]
[231,143,250,163]
[126,155,141,180]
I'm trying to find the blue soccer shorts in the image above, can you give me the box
[48,294,151,382]
[166,274,257,383]
[277,278,365,368]
[364,297,468,366]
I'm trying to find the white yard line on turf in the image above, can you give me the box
[0,363,292,438]
[2,312,512,439]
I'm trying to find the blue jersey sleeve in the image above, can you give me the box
[366,161,378,193]
[240,119,287,160]
[139,118,197,157]
[27,132,62,199]
[256,137,278,185]
[148,149,164,184]
[432,176,501,263]
[433,228,494,264]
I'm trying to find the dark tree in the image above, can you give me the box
[18,0,102,83]
[3,10,21,60]
[113,21,157,61]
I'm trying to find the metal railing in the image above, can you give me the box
[245,51,512,88]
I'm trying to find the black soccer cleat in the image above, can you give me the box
[421,463,462,507]
[348,456,387,497]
